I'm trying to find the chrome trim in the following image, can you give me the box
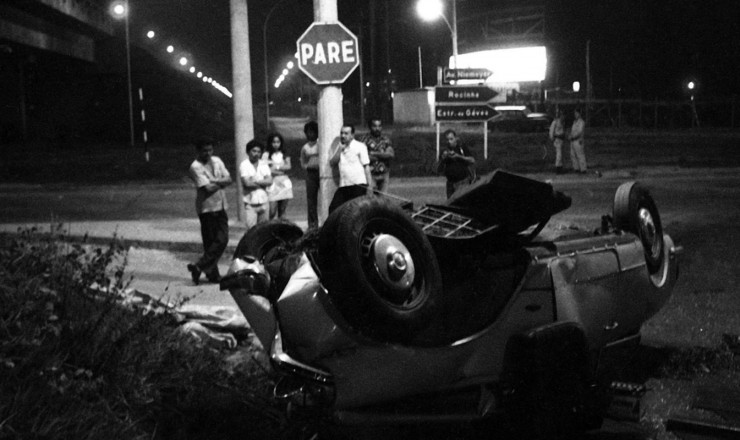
[270,325,334,385]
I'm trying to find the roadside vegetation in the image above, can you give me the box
[2,128,740,185]
[0,228,285,439]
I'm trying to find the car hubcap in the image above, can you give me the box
[638,207,661,259]
[364,233,416,299]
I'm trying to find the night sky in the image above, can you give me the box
[129,0,740,101]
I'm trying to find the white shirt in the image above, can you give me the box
[239,159,271,205]
[571,117,585,143]
[188,156,230,214]
[337,139,370,187]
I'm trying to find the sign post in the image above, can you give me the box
[434,81,499,160]
[297,11,360,224]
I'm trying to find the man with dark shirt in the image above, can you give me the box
[437,129,476,198]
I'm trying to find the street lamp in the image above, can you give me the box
[263,0,292,128]
[416,0,458,68]
[110,0,135,147]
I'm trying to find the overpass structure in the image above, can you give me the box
[0,0,113,62]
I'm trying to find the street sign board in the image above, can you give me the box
[435,104,496,121]
[435,85,498,103]
[296,22,359,85]
[443,68,493,83]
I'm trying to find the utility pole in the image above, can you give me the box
[315,0,343,224]
[230,0,254,222]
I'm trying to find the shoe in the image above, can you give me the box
[187,263,201,285]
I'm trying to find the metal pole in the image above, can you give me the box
[230,0,255,223]
[315,0,343,225]
[124,0,134,147]
[418,46,423,88]
[451,0,458,68]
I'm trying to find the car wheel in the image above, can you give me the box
[234,219,304,263]
[613,182,664,274]
[318,196,442,344]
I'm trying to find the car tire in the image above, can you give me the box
[234,219,304,263]
[318,196,442,345]
[613,182,664,274]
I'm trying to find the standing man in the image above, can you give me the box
[549,110,566,174]
[569,108,588,173]
[187,137,232,285]
[359,117,394,193]
[328,123,372,213]
[437,129,476,198]
[299,121,320,229]
[239,139,272,230]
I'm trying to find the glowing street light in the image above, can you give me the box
[146,30,155,39]
[166,45,174,53]
[573,81,581,93]
[110,0,134,147]
[197,71,203,78]
[416,0,458,67]
[287,61,294,69]
[179,57,188,66]
[189,66,195,73]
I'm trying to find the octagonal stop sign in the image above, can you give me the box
[296,22,359,85]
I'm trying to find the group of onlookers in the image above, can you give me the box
[549,108,588,174]
[185,109,587,284]
[185,117,395,284]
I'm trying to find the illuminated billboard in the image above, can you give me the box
[450,46,547,83]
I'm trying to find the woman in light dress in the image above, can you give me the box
[263,132,293,219]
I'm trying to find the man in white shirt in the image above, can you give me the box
[187,137,232,284]
[239,139,272,230]
[549,110,566,174]
[569,108,588,173]
[328,124,372,213]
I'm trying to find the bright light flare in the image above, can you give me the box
[179,57,188,66]
[146,30,155,39]
[687,81,695,90]
[110,1,127,18]
[166,45,174,53]
[189,66,195,73]
[287,61,294,69]
[573,81,581,92]
[197,71,203,78]
[416,0,444,22]
[450,46,547,83]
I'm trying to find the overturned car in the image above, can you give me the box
[221,170,680,438]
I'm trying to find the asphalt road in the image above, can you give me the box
[2,167,738,229]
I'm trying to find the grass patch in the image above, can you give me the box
[0,228,286,439]
[2,128,740,185]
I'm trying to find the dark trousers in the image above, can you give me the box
[329,185,367,214]
[196,209,228,278]
[305,169,320,229]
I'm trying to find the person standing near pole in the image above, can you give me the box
[549,110,566,174]
[299,121,320,229]
[359,117,394,193]
[187,137,232,285]
[437,129,475,198]
[263,132,293,220]
[328,123,372,213]
[239,139,272,230]
[569,108,588,173]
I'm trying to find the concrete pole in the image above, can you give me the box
[230,0,254,222]
[315,0,343,225]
